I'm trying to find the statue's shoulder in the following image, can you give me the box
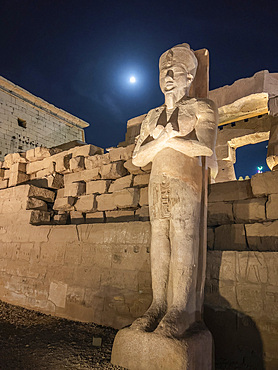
[196,97,217,112]
[142,105,164,125]
[145,105,164,118]
[179,96,216,111]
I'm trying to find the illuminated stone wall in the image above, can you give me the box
[0,76,88,161]
[0,145,277,368]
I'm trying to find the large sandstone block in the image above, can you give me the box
[47,225,79,243]
[113,188,139,209]
[69,155,85,172]
[74,195,96,213]
[55,153,72,174]
[28,185,55,202]
[209,180,253,202]
[214,224,246,250]
[26,147,55,162]
[35,162,55,178]
[97,193,116,211]
[26,160,47,174]
[0,179,8,189]
[53,197,76,211]
[124,159,144,175]
[207,228,214,250]
[4,169,10,179]
[233,198,266,223]
[108,175,132,193]
[108,145,134,162]
[44,173,64,189]
[133,174,150,187]
[135,206,149,221]
[10,162,27,173]
[0,184,29,200]
[29,210,51,225]
[56,188,65,199]
[106,210,135,222]
[64,168,100,185]
[139,187,148,206]
[64,181,86,197]
[0,197,27,213]
[100,161,128,179]
[266,194,278,219]
[9,171,29,187]
[69,144,103,158]
[251,171,278,196]
[26,198,48,211]
[70,211,85,224]
[3,152,27,168]
[86,180,108,195]
[207,202,233,226]
[85,153,110,170]
[53,212,68,225]
[141,163,152,173]
[86,211,104,223]
[245,221,278,251]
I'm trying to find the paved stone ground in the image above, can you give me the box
[0,300,252,369]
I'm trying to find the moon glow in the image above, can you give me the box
[129,76,136,83]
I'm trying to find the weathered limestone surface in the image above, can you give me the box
[233,198,266,223]
[208,202,233,226]
[112,323,213,370]
[251,171,278,196]
[208,180,253,202]
[214,224,246,251]
[266,194,278,219]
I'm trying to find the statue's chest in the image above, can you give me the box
[149,105,197,136]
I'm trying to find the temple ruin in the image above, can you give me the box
[0,71,277,368]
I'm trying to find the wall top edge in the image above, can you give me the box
[0,76,90,129]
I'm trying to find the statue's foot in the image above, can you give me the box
[154,308,189,338]
[130,304,166,332]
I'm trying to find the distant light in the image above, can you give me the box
[257,166,263,173]
[130,76,136,83]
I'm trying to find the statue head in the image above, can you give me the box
[159,43,198,97]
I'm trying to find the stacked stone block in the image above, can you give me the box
[207,172,278,252]
[52,144,151,224]
[0,184,55,226]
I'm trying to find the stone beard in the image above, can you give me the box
[112,43,218,369]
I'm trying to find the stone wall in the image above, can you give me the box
[0,146,277,368]
[0,76,89,161]
[0,143,150,225]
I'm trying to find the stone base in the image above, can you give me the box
[111,322,213,370]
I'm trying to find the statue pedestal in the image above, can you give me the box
[111,322,213,370]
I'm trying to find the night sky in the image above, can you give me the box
[1,0,277,177]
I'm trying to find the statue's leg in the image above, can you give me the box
[131,218,170,332]
[155,179,201,338]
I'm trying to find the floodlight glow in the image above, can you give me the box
[130,76,136,83]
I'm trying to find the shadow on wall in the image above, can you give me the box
[204,251,264,370]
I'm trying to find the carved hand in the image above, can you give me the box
[165,123,179,139]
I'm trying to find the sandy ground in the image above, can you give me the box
[0,300,252,370]
[0,300,122,369]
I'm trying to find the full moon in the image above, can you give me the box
[129,76,136,83]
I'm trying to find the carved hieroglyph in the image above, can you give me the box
[112,43,218,370]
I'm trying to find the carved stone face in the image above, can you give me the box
[159,64,191,96]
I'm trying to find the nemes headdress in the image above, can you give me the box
[159,43,198,78]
